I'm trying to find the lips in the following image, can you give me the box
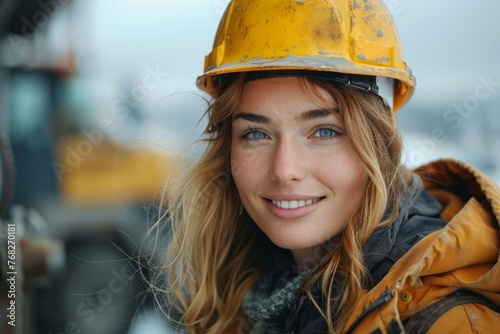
[264,195,324,219]
[271,198,321,209]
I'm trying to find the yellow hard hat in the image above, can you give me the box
[196,0,416,111]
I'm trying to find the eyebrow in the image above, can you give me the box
[298,108,339,121]
[232,108,338,123]
[232,112,270,123]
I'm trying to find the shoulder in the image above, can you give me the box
[427,303,500,334]
[404,288,500,334]
[345,159,500,333]
[411,159,500,267]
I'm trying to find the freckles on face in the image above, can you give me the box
[230,76,368,264]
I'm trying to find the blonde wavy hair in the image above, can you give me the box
[147,73,413,333]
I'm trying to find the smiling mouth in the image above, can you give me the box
[271,198,324,209]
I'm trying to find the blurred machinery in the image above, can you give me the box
[0,1,174,333]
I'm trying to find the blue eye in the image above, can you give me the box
[314,128,336,138]
[243,129,268,140]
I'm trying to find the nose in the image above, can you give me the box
[270,139,306,185]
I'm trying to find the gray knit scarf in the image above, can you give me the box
[242,249,311,334]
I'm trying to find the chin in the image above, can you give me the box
[267,234,317,251]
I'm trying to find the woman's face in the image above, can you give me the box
[231,76,369,268]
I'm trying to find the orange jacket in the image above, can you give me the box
[344,159,500,333]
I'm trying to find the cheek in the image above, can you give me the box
[320,154,368,200]
[230,150,245,183]
[346,169,368,207]
[230,147,262,195]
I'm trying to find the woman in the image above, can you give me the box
[148,0,500,333]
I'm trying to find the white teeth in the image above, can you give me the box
[272,198,320,209]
